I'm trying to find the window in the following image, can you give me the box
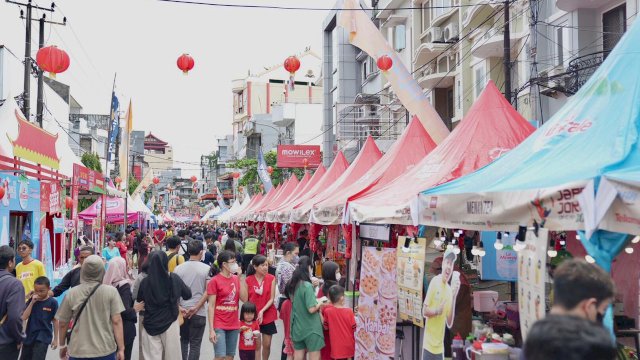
[332,29,340,71]
[603,4,626,53]
[556,27,563,66]
[361,56,376,82]
[394,25,406,52]
[422,2,430,32]
[473,62,486,99]
[455,77,461,111]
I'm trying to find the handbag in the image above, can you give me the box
[66,283,101,345]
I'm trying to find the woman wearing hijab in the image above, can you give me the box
[137,251,192,360]
[104,257,137,360]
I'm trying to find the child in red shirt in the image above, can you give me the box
[239,302,261,360]
[279,288,294,360]
[323,285,356,360]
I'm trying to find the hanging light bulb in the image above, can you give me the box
[453,247,461,255]
[585,255,596,263]
[547,239,557,257]
[433,236,442,247]
[494,232,504,250]
[576,233,581,240]
[625,247,634,254]
[632,235,640,244]
[471,245,480,256]
[504,232,510,239]
[454,230,460,238]
[478,241,486,257]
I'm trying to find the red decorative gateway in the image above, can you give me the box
[283,56,300,75]
[36,45,70,78]
[8,110,60,169]
[377,55,393,71]
[177,54,195,75]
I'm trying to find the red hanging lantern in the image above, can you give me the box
[302,158,309,168]
[36,45,70,78]
[238,186,244,193]
[177,53,195,75]
[65,196,73,209]
[377,55,393,71]
[267,166,273,175]
[233,172,241,179]
[190,175,197,183]
[115,176,122,185]
[153,177,160,185]
[283,56,301,75]
[0,186,5,200]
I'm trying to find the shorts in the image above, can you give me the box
[283,338,294,355]
[292,334,324,352]
[422,349,444,360]
[259,321,278,336]
[213,328,240,358]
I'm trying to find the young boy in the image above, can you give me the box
[322,285,356,360]
[21,276,58,360]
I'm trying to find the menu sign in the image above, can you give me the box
[355,247,397,360]
[396,236,427,327]
[518,229,548,340]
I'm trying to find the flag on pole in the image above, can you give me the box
[132,168,154,198]
[257,147,273,192]
[216,187,227,209]
[107,92,120,162]
[119,100,133,189]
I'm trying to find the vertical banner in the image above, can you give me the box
[479,231,518,281]
[257,148,273,193]
[41,228,54,280]
[396,236,426,327]
[518,229,548,339]
[355,247,397,359]
[107,92,120,162]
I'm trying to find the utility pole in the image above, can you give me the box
[35,13,66,127]
[8,0,55,122]
[503,0,512,104]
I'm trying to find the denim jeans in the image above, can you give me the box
[179,314,206,360]
[20,341,48,360]
[213,329,240,358]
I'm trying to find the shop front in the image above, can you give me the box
[0,173,42,260]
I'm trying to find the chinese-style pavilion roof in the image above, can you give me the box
[144,132,169,149]
[7,109,60,169]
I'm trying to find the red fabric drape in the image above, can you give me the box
[342,224,353,259]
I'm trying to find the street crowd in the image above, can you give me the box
[0,224,356,360]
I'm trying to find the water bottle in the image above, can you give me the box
[452,333,465,359]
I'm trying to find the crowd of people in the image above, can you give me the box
[0,224,356,360]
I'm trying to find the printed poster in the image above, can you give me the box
[518,228,548,340]
[479,231,518,282]
[355,247,397,360]
[396,236,426,327]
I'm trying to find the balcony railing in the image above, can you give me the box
[335,103,407,144]
[565,50,610,95]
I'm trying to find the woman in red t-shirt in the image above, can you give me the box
[241,255,277,360]
[208,250,245,360]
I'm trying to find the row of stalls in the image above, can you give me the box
[229,20,640,360]
[0,95,158,282]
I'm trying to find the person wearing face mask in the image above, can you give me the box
[207,250,246,360]
[241,255,278,360]
[276,243,299,309]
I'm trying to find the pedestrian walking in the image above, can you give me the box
[275,242,299,308]
[287,256,328,360]
[15,240,45,296]
[136,251,192,360]
[104,257,137,360]
[56,255,126,360]
[131,259,148,360]
[166,237,185,273]
[207,250,244,360]
[242,228,260,273]
[0,245,25,360]
[174,240,211,360]
[278,288,293,360]
[238,302,260,360]
[20,276,58,360]
[102,237,121,266]
[49,246,94,298]
[317,261,340,360]
[241,255,277,360]
[321,285,356,360]
[136,234,151,270]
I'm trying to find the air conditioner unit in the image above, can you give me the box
[430,27,444,43]
[444,24,460,42]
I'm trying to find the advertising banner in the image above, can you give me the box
[355,247,397,359]
[396,236,426,327]
[479,231,518,282]
[518,229,548,340]
[53,218,65,234]
[40,182,62,213]
[276,145,321,168]
[72,164,105,193]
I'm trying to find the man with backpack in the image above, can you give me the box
[166,236,185,273]
[0,245,25,360]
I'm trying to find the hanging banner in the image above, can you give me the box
[107,92,120,162]
[40,182,62,213]
[276,145,321,168]
[355,247,397,359]
[479,231,518,282]
[41,228,54,280]
[396,236,426,327]
[518,229,548,340]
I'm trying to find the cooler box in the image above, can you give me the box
[474,291,499,312]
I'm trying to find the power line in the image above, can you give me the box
[157,0,500,11]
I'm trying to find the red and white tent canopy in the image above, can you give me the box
[269,164,327,223]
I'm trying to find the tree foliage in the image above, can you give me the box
[128,176,139,196]
[81,152,102,173]
[229,150,312,194]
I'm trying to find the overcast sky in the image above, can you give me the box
[0,0,331,176]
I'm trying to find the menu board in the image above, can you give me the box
[355,247,397,360]
[518,228,548,340]
[396,236,427,327]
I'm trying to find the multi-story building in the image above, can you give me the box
[144,132,174,171]
[231,48,323,161]
[68,113,109,160]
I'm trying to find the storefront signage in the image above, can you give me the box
[359,223,390,242]
[53,218,65,234]
[72,164,105,192]
[276,145,321,168]
[518,229,548,340]
[396,236,426,327]
[355,247,398,358]
[0,174,41,258]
